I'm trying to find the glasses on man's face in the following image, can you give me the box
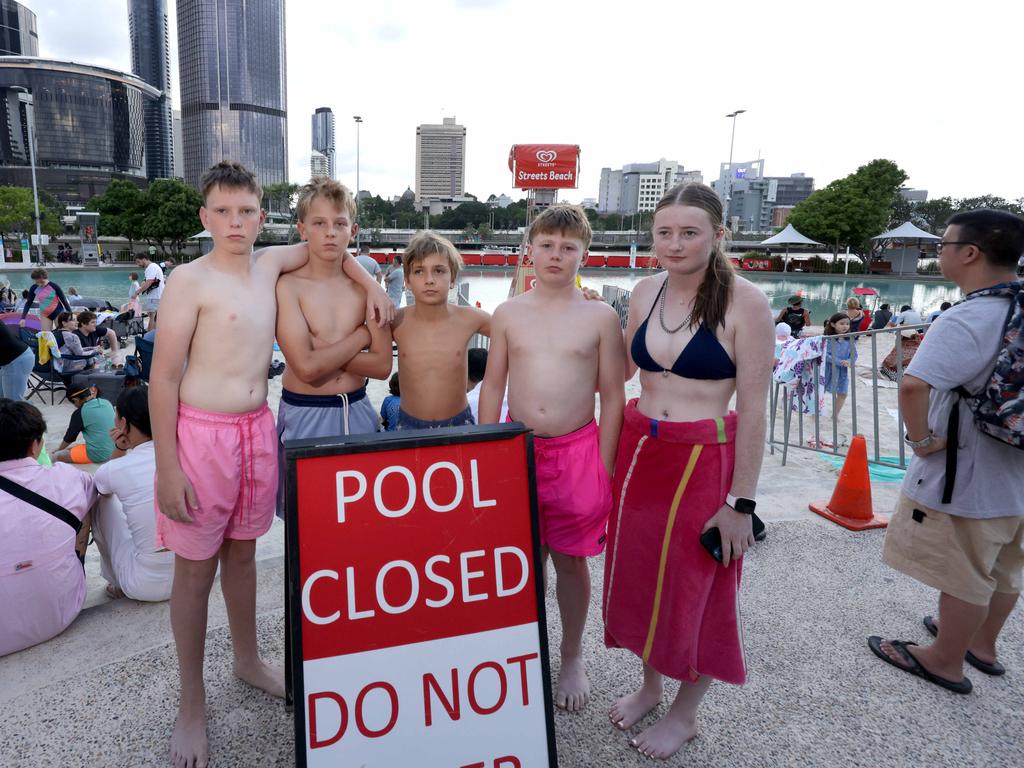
[936,241,979,255]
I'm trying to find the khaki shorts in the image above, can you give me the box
[883,494,1024,606]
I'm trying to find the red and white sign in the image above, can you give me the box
[508,144,580,189]
[286,427,555,768]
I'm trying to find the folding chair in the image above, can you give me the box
[133,334,155,382]
[20,328,99,405]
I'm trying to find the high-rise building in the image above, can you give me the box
[129,0,174,180]
[177,0,288,188]
[415,116,465,202]
[0,58,159,203]
[712,162,814,232]
[311,107,335,179]
[310,150,329,178]
[0,0,37,56]
[172,109,183,178]
[598,159,701,214]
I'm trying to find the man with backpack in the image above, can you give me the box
[869,209,1024,694]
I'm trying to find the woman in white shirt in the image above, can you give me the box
[91,386,174,601]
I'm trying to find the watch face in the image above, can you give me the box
[734,498,756,515]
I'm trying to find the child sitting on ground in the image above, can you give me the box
[52,378,116,465]
[91,385,174,601]
[822,311,855,416]
[390,232,490,429]
[380,373,401,431]
[479,204,625,712]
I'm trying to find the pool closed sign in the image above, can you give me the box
[285,424,557,768]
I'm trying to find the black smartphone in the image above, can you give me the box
[700,513,765,564]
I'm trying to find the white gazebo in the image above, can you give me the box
[190,229,214,256]
[871,221,940,275]
[760,224,824,272]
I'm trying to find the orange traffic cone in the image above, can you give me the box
[808,435,888,530]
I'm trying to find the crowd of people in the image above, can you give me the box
[1,161,1021,768]
[772,289,960,398]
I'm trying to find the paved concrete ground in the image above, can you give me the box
[2,517,1021,768]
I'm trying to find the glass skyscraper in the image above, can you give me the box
[0,58,157,203]
[0,0,38,57]
[177,0,288,189]
[129,0,174,180]
[311,107,335,180]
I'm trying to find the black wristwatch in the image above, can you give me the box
[726,493,756,515]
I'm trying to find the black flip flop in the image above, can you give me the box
[867,636,973,694]
[923,616,1006,676]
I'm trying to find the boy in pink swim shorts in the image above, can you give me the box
[150,161,391,768]
[481,205,625,713]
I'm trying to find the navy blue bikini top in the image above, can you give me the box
[631,280,737,380]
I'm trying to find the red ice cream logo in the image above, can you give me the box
[535,150,557,164]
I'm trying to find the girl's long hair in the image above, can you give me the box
[823,312,849,336]
[652,183,733,331]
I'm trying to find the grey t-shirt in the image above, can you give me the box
[902,295,1024,519]
[385,265,404,303]
[356,254,380,278]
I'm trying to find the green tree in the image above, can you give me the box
[263,182,299,218]
[786,159,908,256]
[88,180,146,248]
[911,197,957,233]
[954,195,1023,216]
[0,185,61,257]
[889,194,914,228]
[141,179,203,255]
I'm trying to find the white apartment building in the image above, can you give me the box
[598,159,702,214]
[310,150,329,178]
[415,116,466,202]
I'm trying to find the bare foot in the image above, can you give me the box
[631,711,697,760]
[170,704,208,768]
[105,584,124,599]
[609,684,662,730]
[554,655,590,713]
[234,658,285,698]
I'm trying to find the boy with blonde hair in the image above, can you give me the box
[150,161,390,768]
[391,231,490,429]
[480,204,625,712]
[275,178,393,510]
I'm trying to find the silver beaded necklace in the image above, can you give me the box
[658,284,695,334]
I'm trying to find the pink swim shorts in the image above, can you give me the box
[533,420,613,557]
[156,402,278,561]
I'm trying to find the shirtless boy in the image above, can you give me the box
[276,178,393,508]
[479,204,625,712]
[150,161,390,768]
[391,231,490,429]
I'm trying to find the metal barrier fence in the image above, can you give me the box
[769,323,929,470]
[601,283,926,470]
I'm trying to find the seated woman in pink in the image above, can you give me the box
[0,399,96,657]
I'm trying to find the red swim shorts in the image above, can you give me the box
[156,402,278,561]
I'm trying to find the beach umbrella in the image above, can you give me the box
[760,224,824,272]
[870,221,940,275]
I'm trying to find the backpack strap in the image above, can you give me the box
[941,384,977,504]
[0,474,82,534]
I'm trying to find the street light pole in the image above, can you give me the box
[353,115,362,247]
[724,109,746,231]
[14,89,43,264]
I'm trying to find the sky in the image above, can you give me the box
[36,0,1022,205]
